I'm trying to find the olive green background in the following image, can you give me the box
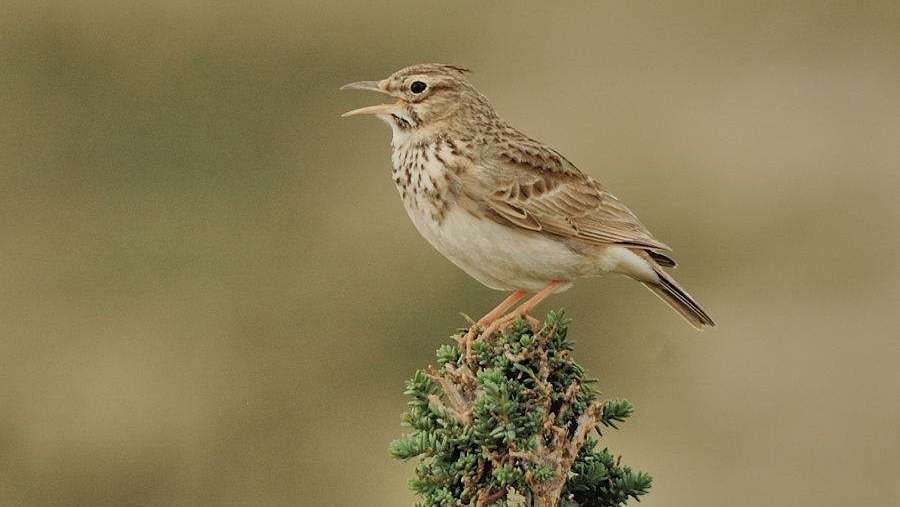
[2,1,898,506]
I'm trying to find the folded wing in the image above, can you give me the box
[481,139,671,251]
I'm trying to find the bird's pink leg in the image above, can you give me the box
[462,290,528,359]
[477,289,528,326]
[509,280,564,317]
[485,280,565,336]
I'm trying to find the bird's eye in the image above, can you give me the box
[410,81,427,94]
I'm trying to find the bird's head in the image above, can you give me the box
[341,63,490,135]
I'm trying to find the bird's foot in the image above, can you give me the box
[461,282,563,363]
[463,312,541,362]
[487,309,540,336]
[461,317,516,363]
[461,290,528,362]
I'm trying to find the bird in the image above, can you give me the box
[341,63,714,332]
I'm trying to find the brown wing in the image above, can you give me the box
[480,138,671,251]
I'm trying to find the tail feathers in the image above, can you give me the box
[641,268,715,329]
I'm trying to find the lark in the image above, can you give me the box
[341,63,714,333]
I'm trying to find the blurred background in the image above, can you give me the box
[1,1,898,506]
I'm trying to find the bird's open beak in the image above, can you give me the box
[340,80,383,92]
[340,80,405,117]
[340,100,405,118]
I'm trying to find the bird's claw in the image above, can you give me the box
[463,310,541,363]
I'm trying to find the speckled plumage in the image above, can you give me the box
[342,64,714,328]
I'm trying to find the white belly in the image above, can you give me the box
[405,205,595,292]
[389,133,642,292]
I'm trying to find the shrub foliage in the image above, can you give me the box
[391,311,651,507]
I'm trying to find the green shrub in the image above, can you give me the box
[391,311,651,507]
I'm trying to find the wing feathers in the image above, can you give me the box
[488,199,542,231]
[483,137,670,251]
